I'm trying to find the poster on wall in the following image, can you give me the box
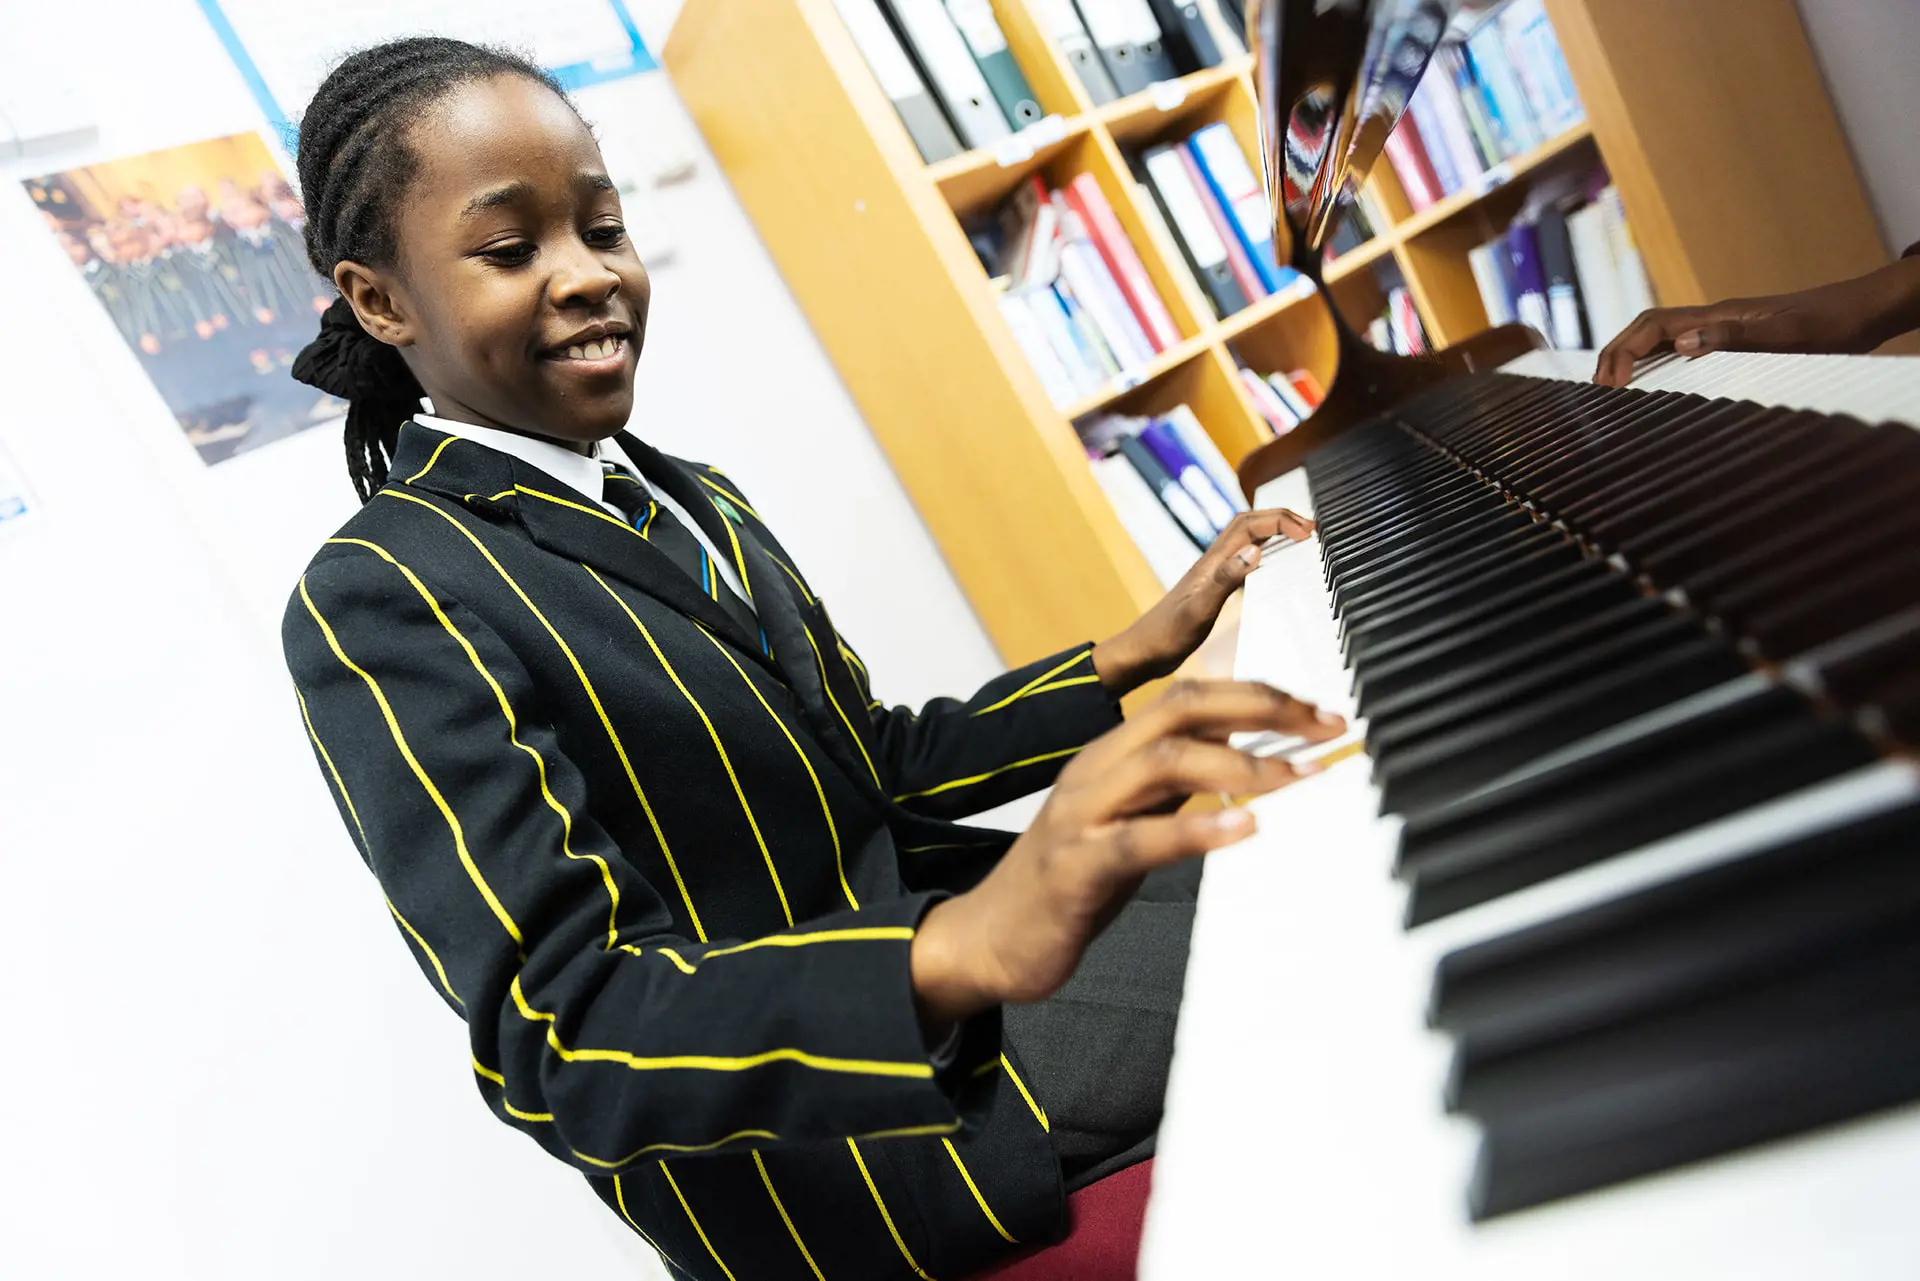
[23,133,344,467]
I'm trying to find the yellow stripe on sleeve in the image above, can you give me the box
[508,975,933,1079]
[754,1153,828,1281]
[387,898,464,1008]
[295,686,370,855]
[848,1139,938,1281]
[662,1163,741,1281]
[1000,1054,1050,1132]
[327,537,625,952]
[584,565,791,927]
[942,1138,1018,1243]
[615,1173,688,1277]
[891,745,1083,804]
[379,490,707,942]
[969,649,1097,717]
[299,575,523,950]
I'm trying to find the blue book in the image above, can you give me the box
[1465,24,1541,152]
[1505,221,1552,339]
[1049,283,1118,379]
[1184,122,1285,294]
[1140,418,1237,531]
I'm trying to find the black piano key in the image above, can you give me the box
[1545,403,1807,523]
[1351,572,1641,714]
[1341,542,1587,659]
[1349,559,1613,670]
[1616,425,1916,573]
[1323,492,1517,581]
[1463,932,1920,1220]
[1506,394,1727,501]
[1744,543,1920,659]
[1513,397,1755,507]
[1429,800,1920,1065]
[1332,524,1560,620]
[1400,710,1878,925]
[1800,604,1920,709]
[1367,609,1700,765]
[1362,596,1671,728]
[1631,440,1920,586]
[1375,638,1750,816]
[1578,414,1834,546]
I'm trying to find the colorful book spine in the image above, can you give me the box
[1382,121,1441,211]
[1141,418,1238,530]
[1186,122,1284,294]
[1176,145,1267,302]
[1465,22,1542,152]
[1065,172,1182,351]
[1405,81,1463,194]
[1159,404,1247,512]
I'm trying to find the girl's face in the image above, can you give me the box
[340,74,650,448]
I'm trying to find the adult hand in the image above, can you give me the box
[1594,256,1920,387]
[1091,509,1316,698]
[910,679,1344,1027]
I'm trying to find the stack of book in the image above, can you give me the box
[1080,403,1246,586]
[1381,0,1586,212]
[1129,121,1311,321]
[834,0,1251,166]
[1235,364,1325,436]
[992,173,1183,408]
[1466,178,1656,351]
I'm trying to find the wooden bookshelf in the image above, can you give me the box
[664,0,1889,668]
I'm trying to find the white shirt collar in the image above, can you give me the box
[414,413,609,507]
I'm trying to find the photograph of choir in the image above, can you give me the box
[23,132,342,465]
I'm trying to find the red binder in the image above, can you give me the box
[1064,173,1182,352]
[1175,146,1266,304]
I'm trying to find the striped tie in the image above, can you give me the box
[601,464,760,641]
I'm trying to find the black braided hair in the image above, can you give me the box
[287,38,573,503]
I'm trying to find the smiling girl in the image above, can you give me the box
[284,37,1336,1281]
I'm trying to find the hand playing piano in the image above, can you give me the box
[910,680,1344,1029]
[1090,508,1318,697]
[1593,252,1920,386]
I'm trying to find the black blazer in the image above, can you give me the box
[283,422,1123,1281]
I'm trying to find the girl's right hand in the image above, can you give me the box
[909,680,1344,1031]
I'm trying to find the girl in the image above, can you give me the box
[284,37,1337,1281]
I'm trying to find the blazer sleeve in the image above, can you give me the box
[285,549,1002,1175]
[837,632,1124,821]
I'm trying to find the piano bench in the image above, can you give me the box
[972,1158,1155,1281]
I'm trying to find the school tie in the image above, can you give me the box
[600,463,762,643]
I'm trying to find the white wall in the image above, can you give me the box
[0,1,1013,1277]
[1796,0,1920,255]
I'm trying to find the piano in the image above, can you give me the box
[1140,346,1920,1277]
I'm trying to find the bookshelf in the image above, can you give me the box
[663,0,1889,669]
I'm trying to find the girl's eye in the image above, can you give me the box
[480,242,535,266]
[587,224,628,248]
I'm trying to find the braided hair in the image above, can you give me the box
[288,38,573,502]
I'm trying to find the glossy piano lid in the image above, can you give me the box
[1248,0,1481,258]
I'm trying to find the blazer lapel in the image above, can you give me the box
[391,423,764,658]
[620,434,887,796]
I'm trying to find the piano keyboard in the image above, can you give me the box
[1142,353,1920,1277]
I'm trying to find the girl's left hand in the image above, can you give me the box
[1091,508,1316,697]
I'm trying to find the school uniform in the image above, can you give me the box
[283,418,1151,1281]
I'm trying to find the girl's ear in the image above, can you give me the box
[333,261,415,348]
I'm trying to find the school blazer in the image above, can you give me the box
[283,422,1125,1281]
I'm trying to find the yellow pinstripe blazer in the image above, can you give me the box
[283,423,1123,1281]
